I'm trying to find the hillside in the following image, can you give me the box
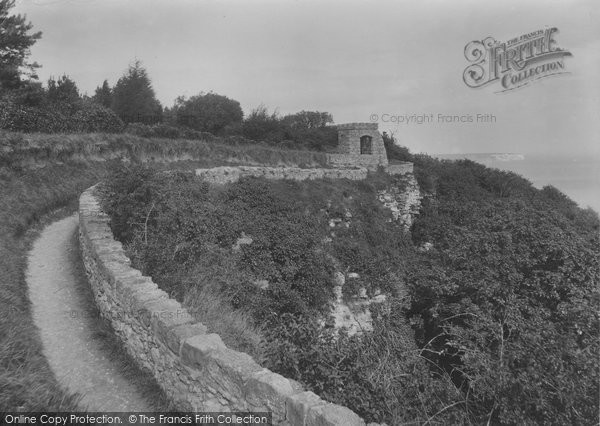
[101,156,599,424]
[1,130,597,423]
[0,130,327,411]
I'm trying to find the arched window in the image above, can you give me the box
[360,135,372,154]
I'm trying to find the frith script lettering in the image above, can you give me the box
[463,27,572,92]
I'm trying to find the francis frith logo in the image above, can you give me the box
[463,28,572,92]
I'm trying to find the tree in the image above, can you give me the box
[47,75,80,105]
[0,0,41,91]
[242,104,282,141]
[281,110,333,129]
[174,92,243,134]
[92,79,112,108]
[111,61,162,124]
[382,131,412,162]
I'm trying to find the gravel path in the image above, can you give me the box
[26,214,150,411]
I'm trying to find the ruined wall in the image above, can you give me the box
[195,164,414,185]
[78,186,370,425]
[195,166,370,184]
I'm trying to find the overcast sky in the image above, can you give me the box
[13,0,600,156]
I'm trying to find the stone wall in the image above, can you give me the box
[386,162,414,175]
[195,164,414,184]
[78,186,370,425]
[326,153,383,169]
[195,166,370,184]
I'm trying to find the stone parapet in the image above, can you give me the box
[335,122,379,130]
[78,185,370,425]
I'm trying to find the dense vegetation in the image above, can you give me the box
[0,129,329,410]
[102,156,599,424]
[407,156,599,424]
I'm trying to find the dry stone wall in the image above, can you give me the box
[195,163,414,185]
[195,166,369,184]
[78,186,371,425]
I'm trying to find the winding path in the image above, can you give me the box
[26,214,150,411]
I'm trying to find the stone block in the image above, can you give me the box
[306,403,366,426]
[151,304,196,346]
[137,297,184,328]
[165,322,208,354]
[286,391,327,425]
[211,347,262,382]
[115,273,154,295]
[118,276,161,302]
[245,369,296,412]
[181,333,226,367]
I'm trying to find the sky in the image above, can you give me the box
[12,0,600,157]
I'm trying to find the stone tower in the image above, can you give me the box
[327,122,388,169]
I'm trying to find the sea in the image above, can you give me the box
[433,153,600,214]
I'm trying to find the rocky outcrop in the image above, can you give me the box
[377,173,422,230]
[331,272,387,336]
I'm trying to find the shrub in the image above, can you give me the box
[72,101,124,133]
[0,99,71,133]
[123,122,154,138]
[382,132,412,162]
[174,92,243,134]
[407,158,600,424]
[262,302,466,425]
[149,123,186,139]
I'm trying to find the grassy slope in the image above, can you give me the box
[0,131,329,170]
[0,130,322,410]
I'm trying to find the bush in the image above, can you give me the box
[241,106,338,151]
[407,157,600,424]
[382,132,412,162]
[72,101,124,133]
[149,123,186,139]
[262,303,466,425]
[174,92,243,134]
[0,98,122,134]
[123,122,154,138]
[0,99,71,133]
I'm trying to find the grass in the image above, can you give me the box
[0,131,329,170]
[0,167,103,411]
[0,130,322,410]
[183,286,264,361]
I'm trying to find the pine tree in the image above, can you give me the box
[93,79,112,108]
[47,75,80,105]
[0,0,42,90]
[112,61,162,123]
